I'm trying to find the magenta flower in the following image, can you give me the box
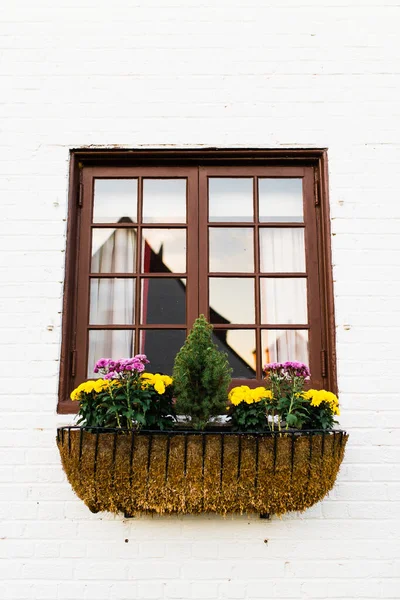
[134,354,150,364]
[104,371,117,380]
[93,354,150,379]
[94,358,112,371]
[264,361,310,380]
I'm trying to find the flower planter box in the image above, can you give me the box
[57,427,348,516]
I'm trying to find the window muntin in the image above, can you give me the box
[142,179,187,223]
[93,178,138,223]
[199,167,320,382]
[258,178,303,222]
[59,154,334,413]
[141,229,186,273]
[208,177,254,222]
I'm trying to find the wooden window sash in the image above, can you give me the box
[58,150,335,414]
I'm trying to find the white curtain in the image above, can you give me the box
[88,229,136,375]
[260,228,309,364]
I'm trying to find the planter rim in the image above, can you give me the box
[57,426,347,437]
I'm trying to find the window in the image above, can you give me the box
[58,150,335,413]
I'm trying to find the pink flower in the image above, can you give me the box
[134,354,150,364]
[104,371,117,380]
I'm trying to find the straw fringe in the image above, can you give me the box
[58,430,348,516]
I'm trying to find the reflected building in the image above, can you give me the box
[90,222,256,377]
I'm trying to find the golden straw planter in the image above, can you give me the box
[57,427,348,516]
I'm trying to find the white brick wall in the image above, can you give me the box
[1,1,399,598]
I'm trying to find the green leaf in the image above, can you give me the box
[285,414,298,426]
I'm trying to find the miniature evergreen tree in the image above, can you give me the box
[173,315,232,429]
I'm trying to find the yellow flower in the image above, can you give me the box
[251,387,273,402]
[229,386,271,406]
[153,376,166,395]
[229,385,248,405]
[70,378,109,400]
[229,393,243,406]
[141,372,154,382]
[93,379,108,393]
[303,389,321,406]
[70,387,80,401]
[140,372,173,394]
[303,389,340,414]
[243,390,254,404]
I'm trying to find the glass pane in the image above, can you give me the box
[88,330,135,378]
[260,278,308,324]
[209,178,253,222]
[212,330,256,379]
[258,178,303,222]
[93,179,137,223]
[141,229,186,273]
[261,329,309,366]
[260,228,305,272]
[139,330,186,374]
[210,278,255,324]
[91,228,137,273]
[141,278,186,324]
[142,179,186,223]
[90,279,135,325]
[209,228,254,273]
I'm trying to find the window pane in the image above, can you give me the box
[258,178,303,222]
[88,330,135,378]
[212,330,256,379]
[209,178,253,222]
[210,278,255,324]
[260,278,308,324]
[142,179,186,223]
[91,228,137,273]
[90,279,135,325]
[141,278,186,324]
[141,229,186,273]
[93,179,137,223]
[261,330,309,366]
[209,228,254,273]
[139,330,186,374]
[260,228,305,272]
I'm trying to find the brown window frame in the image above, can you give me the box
[58,149,336,414]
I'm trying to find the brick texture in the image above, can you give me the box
[0,1,399,599]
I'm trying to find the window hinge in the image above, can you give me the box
[321,350,327,378]
[78,171,83,208]
[314,168,320,206]
[71,349,77,377]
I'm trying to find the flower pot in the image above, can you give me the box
[57,427,348,516]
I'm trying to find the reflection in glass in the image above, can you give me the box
[212,329,256,379]
[90,279,135,325]
[209,178,253,222]
[91,228,137,273]
[88,330,135,378]
[209,228,254,273]
[93,179,138,223]
[142,179,186,223]
[260,228,305,272]
[260,278,308,324]
[141,229,186,273]
[141,278,186,324]
[210,278,255,324]
[259,178,303,222]
[261,329,309,366]
[139,330,186,374]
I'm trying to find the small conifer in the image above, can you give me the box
[173,315,232,429]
